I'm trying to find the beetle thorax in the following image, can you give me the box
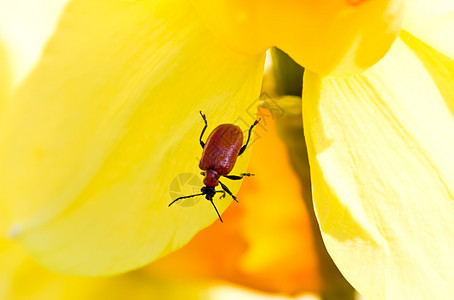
[203,169,220,187]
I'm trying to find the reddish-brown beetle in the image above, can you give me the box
[169,111,260,222]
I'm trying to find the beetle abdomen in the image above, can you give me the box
[199,124,243,175]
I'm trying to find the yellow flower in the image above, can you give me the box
[0,117,320,299]
[1,0,453,298]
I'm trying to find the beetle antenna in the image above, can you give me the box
[169,193,205,207]
[209,200,223,222]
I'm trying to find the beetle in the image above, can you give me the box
[169,111,260,222]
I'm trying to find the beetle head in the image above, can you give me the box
[201,186,216,200]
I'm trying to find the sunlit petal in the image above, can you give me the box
[400,30,454,116]
[0,0,264,276]
[403,0,454,60]
[0,0,69,87]
[303,39,454,298]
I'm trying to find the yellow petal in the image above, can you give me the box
[0,0,69,87]
[191,0,405,75]
[400,30,454,116]
[0,39,11,114]
[303,39,454,298]
[0,243,207,300]
[403,0,454,60]
[0,0,264,276]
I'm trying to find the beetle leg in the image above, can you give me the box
[199,111,208,148]
[238,118,261,155]
[215,190,226,199]
[219,181,238,202]
[168,192,205,207]
[223,173,254,180]
[209,200,223,222]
